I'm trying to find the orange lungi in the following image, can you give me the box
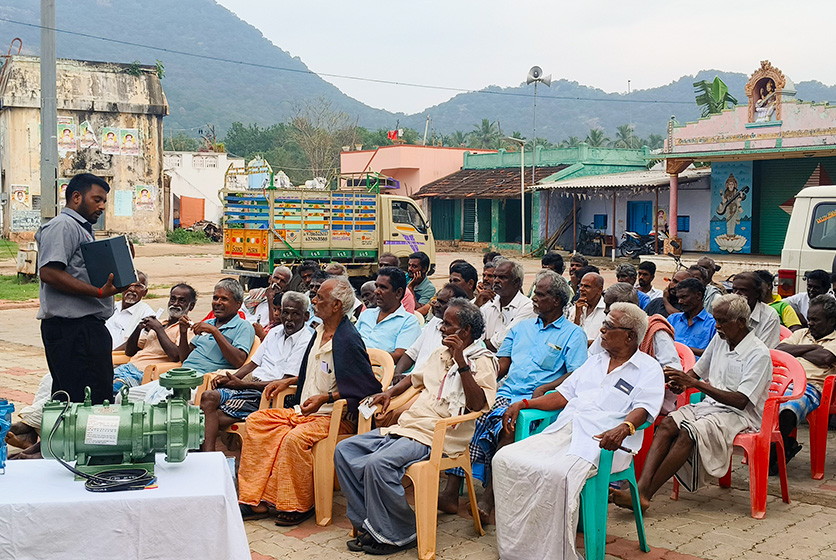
[238,408,354,512]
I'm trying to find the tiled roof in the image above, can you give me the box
[414,165,569,199]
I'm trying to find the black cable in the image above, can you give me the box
[46,392,156,492]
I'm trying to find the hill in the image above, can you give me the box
[2,1,836,142]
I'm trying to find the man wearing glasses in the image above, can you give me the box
[105,271,155,350]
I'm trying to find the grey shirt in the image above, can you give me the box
[35,208,114,320]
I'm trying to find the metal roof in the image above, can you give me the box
[535,167,710,192]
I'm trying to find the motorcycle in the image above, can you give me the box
[618,230,669,258]
[576,223,606,256]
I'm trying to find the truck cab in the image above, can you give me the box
[380,195,435,270]
[778,185,836,296]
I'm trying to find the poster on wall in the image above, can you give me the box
[120,128,140,156]
[78,121,97,149]
[11,185,30,210]
[710,161,753,253]
[114,190,133,216]
[57,123,77,152]
[135,185,155,211]
[101,127,120,154]
[58,178,70,209]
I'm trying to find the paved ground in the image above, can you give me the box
[4,244,836,560]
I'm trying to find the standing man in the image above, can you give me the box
[697,256,726,295]
[638,261,663,300]
[36,173,125,404]
[450,261,479,302]
[105,271,155,350]
[567,271,606,343]
[407,251,436,316]
[476,260,497,306]
[668,278,717,357]
[481,258,535,351]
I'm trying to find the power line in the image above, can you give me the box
[0,16,695,106]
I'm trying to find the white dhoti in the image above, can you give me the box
[18,373,53,430]
[493,424,597,560]
[669,403,751,492]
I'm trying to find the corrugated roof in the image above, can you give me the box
[414,165,569,199]
[536,167,710,191]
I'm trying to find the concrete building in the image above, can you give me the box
[0,55,168,240]
[164,150,244,227]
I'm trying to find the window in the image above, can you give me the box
[204,156,217,168]
[391,200,427,234]
[593,214,607,230]
[677,215,690,232]
[808,203,836,249]
[164,154,181,168]
[193,156,204,169]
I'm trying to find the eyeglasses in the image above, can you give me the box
[601,320,632,332]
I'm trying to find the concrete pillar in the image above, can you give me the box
[491,199,501,246]
[531,191,541,249]
[669,173,679,237]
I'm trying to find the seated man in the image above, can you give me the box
[494,303,664,560]
[441,270,587,522]
[360,280,377,309]
[407,251,436,316]
[733,271,781,348]
[481,258,535,351]
[612,294,772,511]
[356,267,422,363]
[126,278,255,403]
[567,271,606,343]
[450,261,479,302]
[785,269,831,322]
[698,256,727,296]
[237,277,381,524]
[105,270,154,350]
[638,261,663,300]
[306,270,332,327]
[689,264,721,313]
[199,291,314,452]
[668,278,717,358]
[569,264,597,303]
[772,294,836,472]
[379,252,416,312]
[616,263,649,309]
[286,260,318,294]
[333,298,497,555]
[645,269,689,318]
[476,259,496,300]
[112,283,197,394]
[755,270,802,332]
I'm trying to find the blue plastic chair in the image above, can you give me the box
[515,404,650,560]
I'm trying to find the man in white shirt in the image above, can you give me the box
[567,271,606,343]
[638,261,663,300]
[785,269,831,321]
[733,271,781,348]
[105,271,154,350]
[199,291,314,452]
[612,294,772,512]
[481,258,535,351]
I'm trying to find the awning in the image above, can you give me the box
[535,167,711,196]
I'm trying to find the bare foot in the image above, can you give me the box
[437,491,459,514]
[5,431,37,450]
[609,488,648,513]
[477,497,494,526]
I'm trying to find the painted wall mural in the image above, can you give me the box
[710,161,753,253]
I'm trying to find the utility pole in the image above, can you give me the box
[40,0,58,223]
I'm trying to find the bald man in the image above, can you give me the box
[566,272,605,343]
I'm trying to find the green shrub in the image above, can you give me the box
[166,228,214,244]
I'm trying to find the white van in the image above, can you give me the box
[778,185,836,296]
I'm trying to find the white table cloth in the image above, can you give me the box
[0,452,250,560]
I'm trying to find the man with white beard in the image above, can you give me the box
[112,283,198,394]
[105,271,155,350]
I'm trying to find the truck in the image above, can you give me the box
[778,185,836,296]
[221,171,436,289]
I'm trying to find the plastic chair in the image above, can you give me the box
[804,374,836,479]
[413,311,425,327]
[313,349,394,526]
[779,325,793,341]
[715,350,806,518]
[112,350,131,366]
[515,406,650,560]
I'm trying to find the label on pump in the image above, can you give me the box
[85,414,121,446]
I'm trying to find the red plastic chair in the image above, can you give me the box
[716,350,806,519]
[779,325,793,341]
[634,343,697,479]
[803,374,836,480]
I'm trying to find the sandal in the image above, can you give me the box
[346,531,373,552]
[361,539,417,555]
[239,503,270,521]
[274,508,315,526]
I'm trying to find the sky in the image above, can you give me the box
[216,0,836,115]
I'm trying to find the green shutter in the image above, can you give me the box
[430,199,456,240]
[463,199,476,242]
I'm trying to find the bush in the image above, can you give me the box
[166,228,214,244]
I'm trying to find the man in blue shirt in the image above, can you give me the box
[355,267,422,363]
[617,263,650,310]
[407,251,436,316]
[439,270,588,524]
[668,277,716,358]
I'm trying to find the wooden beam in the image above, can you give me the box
[666,158,693,175]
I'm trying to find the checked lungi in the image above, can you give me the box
[447,396,511,484]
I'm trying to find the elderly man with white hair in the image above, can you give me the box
[481,258,535,351]
[494,302,664,560]
[611,293,772,513]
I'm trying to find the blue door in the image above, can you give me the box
[627,201,653,235]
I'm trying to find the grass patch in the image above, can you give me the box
[166,228,215,245]
[0,274,39,301]
[0,238,20,259]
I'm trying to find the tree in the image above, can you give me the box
[694,76,738,117]
[612,124,642,149]
[645,134,665,150]
[585,128,609,147]
[445,130,468,147]
[290,98,354,183]
[559,136,583,148]
[165,132,200,152]
[469,119,501,149]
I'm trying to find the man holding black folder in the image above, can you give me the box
[35,173,125,405]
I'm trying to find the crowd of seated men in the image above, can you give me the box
[9,249,836,560]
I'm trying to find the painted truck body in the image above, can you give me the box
[221,188,436,281]
[778,185,836,296]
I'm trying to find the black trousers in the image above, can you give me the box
[41,316,114,405]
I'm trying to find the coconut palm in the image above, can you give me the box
[585,128,609,147]
[694,76,738,117]
[446,130,467,147]
[560,136,583,148]
[470,119,501,149]
[612,124,641,149]
[645,134,665,150]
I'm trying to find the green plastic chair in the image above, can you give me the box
[515,403,650,560]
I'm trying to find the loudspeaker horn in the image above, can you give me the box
[526,66,552,86]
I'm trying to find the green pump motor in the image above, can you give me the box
[42,367,205,476]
